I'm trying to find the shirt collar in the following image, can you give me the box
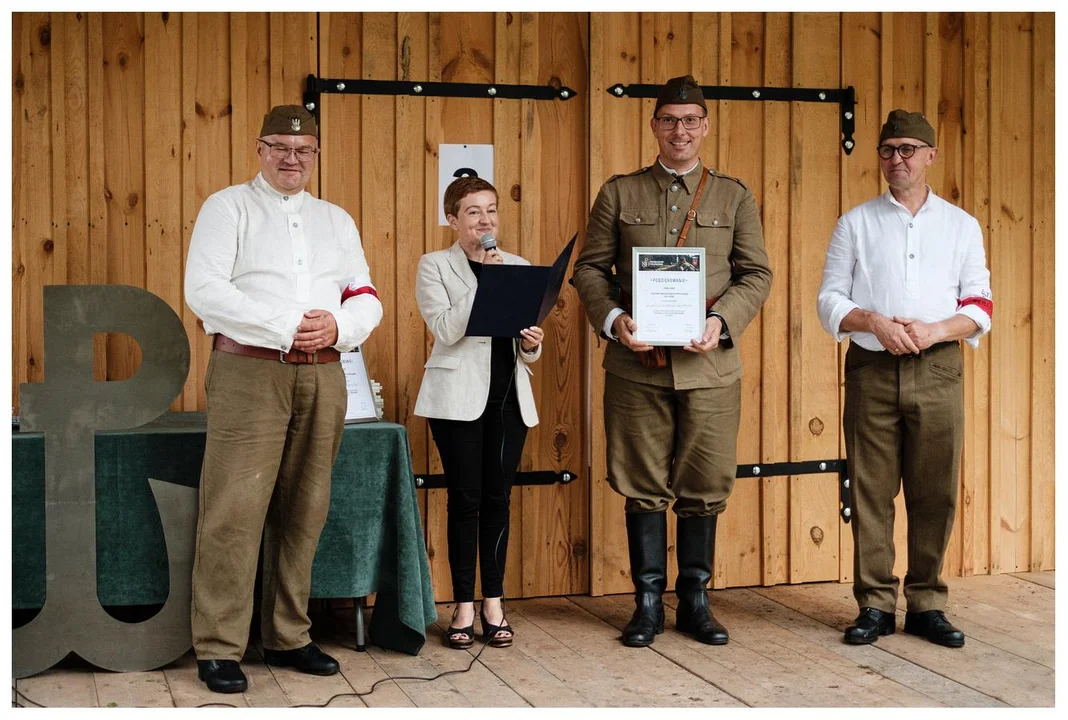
[254,172,306,209]
[884,184,937,215]
[651,157,705,193]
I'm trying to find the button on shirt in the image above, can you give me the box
[185,173,382,352]
[817,188,992,351]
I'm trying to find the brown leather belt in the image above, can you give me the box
[213,334,341,364]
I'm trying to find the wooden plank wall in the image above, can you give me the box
[11,12,1053,600]
[11,11,588,602]
[586,12,1055,595]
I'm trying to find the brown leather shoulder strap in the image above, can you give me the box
[676,169,710,247]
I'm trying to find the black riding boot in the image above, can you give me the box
[675,514,729,645]
[621,511,667,647]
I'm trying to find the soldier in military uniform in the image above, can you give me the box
[573,75,772,647]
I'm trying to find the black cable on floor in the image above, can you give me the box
[288,633,496,709]
[11,631,498,710]
[189,629,498,709]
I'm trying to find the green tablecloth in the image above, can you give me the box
[11,412,436,655]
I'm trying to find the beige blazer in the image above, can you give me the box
[414,241,541,426]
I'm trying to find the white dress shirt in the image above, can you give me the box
[185,173,382,352]
[817,187,992,351]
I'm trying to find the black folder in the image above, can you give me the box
[464,234,577,338]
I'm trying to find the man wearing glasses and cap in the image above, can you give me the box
[817,109,992,649]
[185,105,383,692]
[573,75,772,649]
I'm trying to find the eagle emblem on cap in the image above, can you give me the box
[291,117,301,132]
[892,121,901,134]
[679,87,688,100]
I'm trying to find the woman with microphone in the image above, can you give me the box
[414,176,544,649]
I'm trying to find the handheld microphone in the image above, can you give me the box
[479,233,498,252]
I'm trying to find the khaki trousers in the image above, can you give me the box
[604,373,741,517]
[190,350,346,661]
[843,341,965,613]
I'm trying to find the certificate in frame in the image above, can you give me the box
[341,349,379,423]
[631,247,706,346]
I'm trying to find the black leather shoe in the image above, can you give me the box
[263,642,340,676]
[622,511,667,647]
[197,659,248,694]
[844,607,896,645]
[675,515,729,646]
[904,610,965,648]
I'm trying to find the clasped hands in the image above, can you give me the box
[872,314,942,355]
[612,313,723,354]
[291,309,338,353]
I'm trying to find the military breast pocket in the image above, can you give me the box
[619,209,658,245]
[693,211,733,255]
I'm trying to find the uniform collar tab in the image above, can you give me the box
[652,158,704,192]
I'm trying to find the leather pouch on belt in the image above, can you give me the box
[638,346,669,370]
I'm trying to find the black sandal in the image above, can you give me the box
[445,608,475,650]
[480,604,514,648]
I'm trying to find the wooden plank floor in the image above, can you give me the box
[12,572,1054,708]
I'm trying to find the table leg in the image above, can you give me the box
[354,596,366,652]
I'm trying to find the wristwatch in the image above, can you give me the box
[707,310,731,340]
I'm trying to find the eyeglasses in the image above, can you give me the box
[258,139,320,161]
[877,143,930,160]
[654,115,706,131]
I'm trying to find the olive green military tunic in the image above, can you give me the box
[573,160,772,515]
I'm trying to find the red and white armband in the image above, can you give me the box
[957,296,993,318]
[341,280,379,303]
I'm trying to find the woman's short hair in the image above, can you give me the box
[444,176,498,218]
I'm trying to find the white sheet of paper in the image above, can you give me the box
[438,144,494,225]
[340,350,378,423]
[632,247,707,346]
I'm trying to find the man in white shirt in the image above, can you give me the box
[184,105,382,692]
[817,109,992,649]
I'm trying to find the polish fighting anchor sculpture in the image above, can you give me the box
[14,285,196,679]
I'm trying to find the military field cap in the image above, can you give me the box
[260,104,318,138]
[879,109,935,147]
[654,75,707,114]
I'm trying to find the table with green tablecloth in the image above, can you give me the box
[11,412,437,655]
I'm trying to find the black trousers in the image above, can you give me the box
[429,401,528,602]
